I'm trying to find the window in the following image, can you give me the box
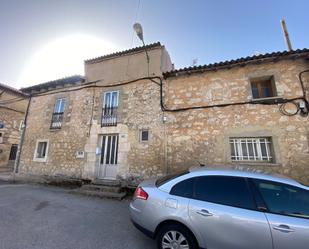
[9,144,18,160]
[170,178,194,198]
[250,76,277,99]
[50,98,65,129]
[230,137,273,162]
[194,176,255,210]
[34,140,49,162]
[253,179,309,219]
[156,170,189,187]
[140,130,149,142]
[54,98,66,113]
[102,91,118,126]
[0,132,3,143]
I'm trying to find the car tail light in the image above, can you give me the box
[134,187,148,200]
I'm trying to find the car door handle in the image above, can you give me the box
[273,225,294,233]
[196,209,213,217]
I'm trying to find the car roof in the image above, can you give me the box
[189,166,304,187]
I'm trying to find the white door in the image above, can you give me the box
[98,134,119,179]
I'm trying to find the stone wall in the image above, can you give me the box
[19,87,93,178]
[18,50,309,186]
[164,58,309,184]
[19,45,171,182]
[0,90,27,169]
[83,79,165,183]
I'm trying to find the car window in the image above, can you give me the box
[253,179,309,219]
[156,170,189,187]
[170,178,194,198]
[194,176,255,210]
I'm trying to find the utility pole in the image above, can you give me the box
[13,95,31,179]
[281,19,293,51]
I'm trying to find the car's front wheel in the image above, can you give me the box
[156,223,198,249]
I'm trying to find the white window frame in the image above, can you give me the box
[33,139,49,162]
[139,129,150,142]
[54,98,66,113]
[103,91,119,108]
[230,137,273,162]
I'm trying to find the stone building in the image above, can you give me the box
[19,43,173,184]
[0,83,29,172]
[163,49,309,185]
[18,43,309,185]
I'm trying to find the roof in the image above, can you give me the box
[21,75,85,94]
[0,82,28,97]
[163,48,309,78]
[85,42,162,64]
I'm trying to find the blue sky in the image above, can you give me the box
[1,0,308,88]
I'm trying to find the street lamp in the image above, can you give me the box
[133,23,150,75]
[133,23,144,44]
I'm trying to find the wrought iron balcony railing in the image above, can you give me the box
[50,112,64,129]
[101,106,117,127]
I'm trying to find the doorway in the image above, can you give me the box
[98,134,119,179]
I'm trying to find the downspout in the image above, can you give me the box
[13,95,31,179]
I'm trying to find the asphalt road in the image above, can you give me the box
[0,183,156,249]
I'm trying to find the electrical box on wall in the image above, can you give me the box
[96,147,101,155]
[76,151,85,159]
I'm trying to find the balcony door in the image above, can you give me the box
[102,91,118,126]
[98,134,119,180]
[51,98,65,129]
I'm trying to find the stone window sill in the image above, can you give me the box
[33,158,47,163]
[250,96,284,104]
[232,162,281,167]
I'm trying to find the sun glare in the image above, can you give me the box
[18,34,120,87]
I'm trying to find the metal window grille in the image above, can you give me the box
[50,112,64,129]
[101,106,118,126]
[230,137,272,162]
[101,91,118,127]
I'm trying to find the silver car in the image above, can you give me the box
[130,167,309,249]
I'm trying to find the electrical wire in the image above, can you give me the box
[279,101,299,116]
[0,105,25,114]
[0,97,26,105]
[299,70,309,109]
[27,75,308,116]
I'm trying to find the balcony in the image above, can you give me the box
[50,112,64,129]
[101,107,117,127]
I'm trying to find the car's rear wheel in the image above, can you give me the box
[156,223,198,249]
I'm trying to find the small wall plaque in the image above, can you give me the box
[76,151,85,159]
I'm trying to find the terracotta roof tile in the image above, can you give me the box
[0,82,28,97]
[163,48,309,78]
[21,75,85,93]
[84,42,162,64]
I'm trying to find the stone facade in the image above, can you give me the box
[0,84,28,171]
[163,58,309,184]
[18,44,309,185]
[19,44,172,184]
